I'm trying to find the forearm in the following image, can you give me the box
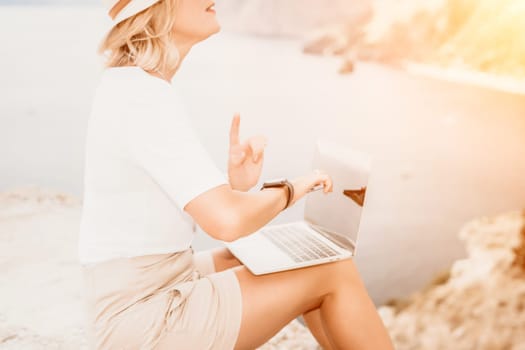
[223,187,288,241]
[186,171,331,242]
[229,181,252,192]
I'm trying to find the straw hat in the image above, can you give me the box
[103,0,162,25]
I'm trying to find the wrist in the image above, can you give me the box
[260,187,289,211]
[230,182,252,192]
[260,178,294,211]
[228,177,254,192]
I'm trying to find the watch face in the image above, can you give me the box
[265,178,287,186]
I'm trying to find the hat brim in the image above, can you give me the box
[113,0,161,25]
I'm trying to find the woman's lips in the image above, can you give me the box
[206,3,215,13]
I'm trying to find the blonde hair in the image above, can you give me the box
[98,0,181,75]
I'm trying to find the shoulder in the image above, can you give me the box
[92,67,185,118]
[93,68,195,136]
[99,67,173,100]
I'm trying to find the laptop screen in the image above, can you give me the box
[303,139,372,254]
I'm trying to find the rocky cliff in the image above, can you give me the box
[379,210,525,349]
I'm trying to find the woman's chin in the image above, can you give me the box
[211,22,221,35]
[202,24,222,40]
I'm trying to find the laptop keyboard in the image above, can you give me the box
[262,225,339,263]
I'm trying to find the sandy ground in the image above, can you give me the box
[0,186,320,349]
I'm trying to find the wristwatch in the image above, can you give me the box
[260,178,294,210]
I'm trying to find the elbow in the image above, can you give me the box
[219,232,238,243]
[218,210,243,242]
[207,209,243,242]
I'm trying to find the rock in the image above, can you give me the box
[0,185,81,220]
[338,57,355,74]
[303,28,349,56]
[379,210,525,350]
[305,0,525,78]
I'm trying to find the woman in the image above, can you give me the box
[79,0,394,349]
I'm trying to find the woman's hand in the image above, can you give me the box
[228,113,267,192]
[289,169,333,206]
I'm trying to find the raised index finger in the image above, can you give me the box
[229,113,241,146]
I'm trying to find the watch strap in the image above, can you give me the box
[260,179,294,210]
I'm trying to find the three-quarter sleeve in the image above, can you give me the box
[125,92,229,211]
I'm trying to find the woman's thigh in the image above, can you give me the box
[194,247,242,275]
[232,258,364,350]
[157,267,243,350]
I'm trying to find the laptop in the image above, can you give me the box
[224,139,372,275]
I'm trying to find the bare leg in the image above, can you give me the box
[209,247,242,272]
[303,308,335,350]
[232,259,394,350]
[210,247,347,349]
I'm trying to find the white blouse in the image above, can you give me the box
[78,66,229,265]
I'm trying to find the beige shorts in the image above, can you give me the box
[81,248,242,350]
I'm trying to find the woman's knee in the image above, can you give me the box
[319,258,365,291]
